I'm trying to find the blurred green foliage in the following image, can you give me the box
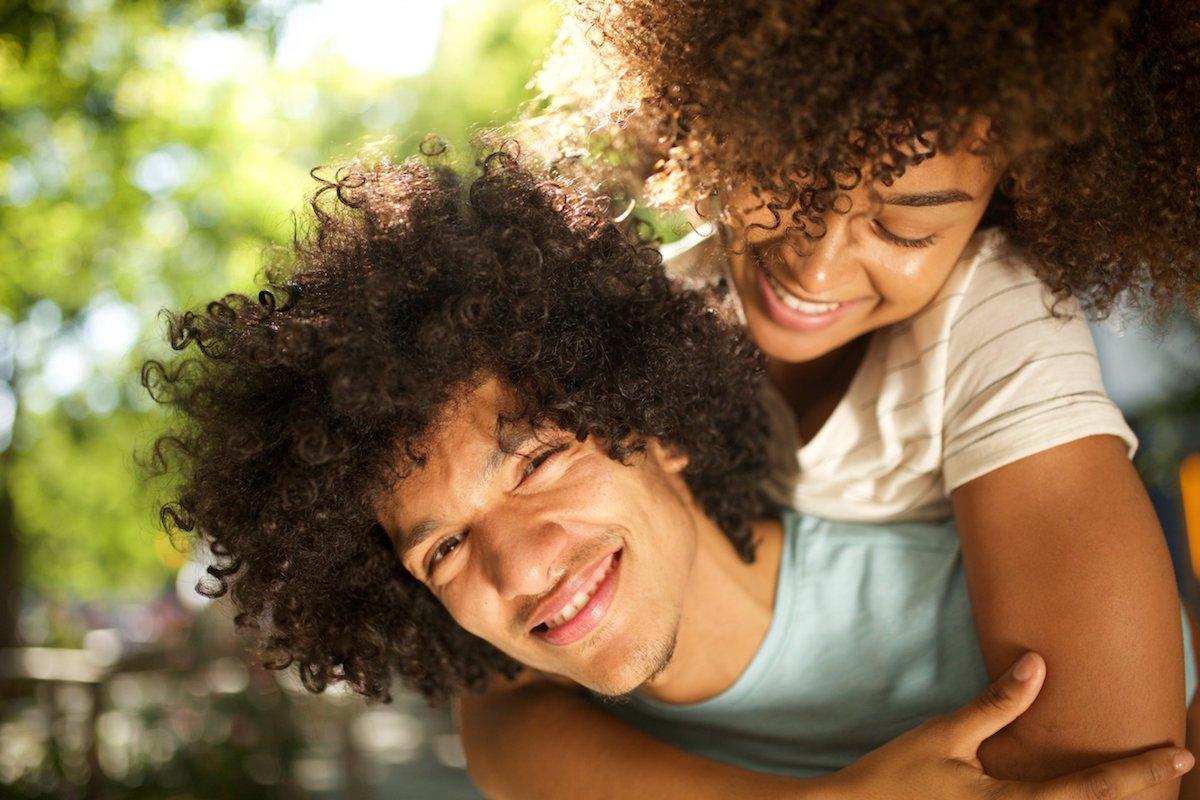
[0,0,559,608]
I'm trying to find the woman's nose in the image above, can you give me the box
[780,215,857,296]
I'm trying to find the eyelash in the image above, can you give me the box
[873,220,936,249]
[428,534,463,572]
[426,444,567,576]
[521,443,566,482]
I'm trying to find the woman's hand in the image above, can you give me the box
[824,652,1192,800]
[461,652,1188,800]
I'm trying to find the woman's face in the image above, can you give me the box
[726,139,1002,364]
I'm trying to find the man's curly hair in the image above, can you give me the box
[532,0,1200,314]
[141,150,771,705]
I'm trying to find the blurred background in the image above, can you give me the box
[0,1,1197,798]
[0,0,558,797]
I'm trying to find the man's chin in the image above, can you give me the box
[573,632,678,702]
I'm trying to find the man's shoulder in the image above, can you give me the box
[784,512,960,551]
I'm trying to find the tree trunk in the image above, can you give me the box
[0,449,21,647]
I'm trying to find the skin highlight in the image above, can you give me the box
[377,379,696,697]
[376,378,781,703]
[535,0,1200,313]
[726,134,1001,366]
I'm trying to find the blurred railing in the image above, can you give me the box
[0,624,480,799]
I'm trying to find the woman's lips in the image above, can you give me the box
[533,550,622,646]
[755,265,861,332]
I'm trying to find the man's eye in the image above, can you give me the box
[428,534,464,573]
[872,220,936,249]
[521,444,567,482]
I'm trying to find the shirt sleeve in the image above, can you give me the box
[939,253,1136,495]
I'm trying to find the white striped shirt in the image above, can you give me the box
[664,227,1136,522]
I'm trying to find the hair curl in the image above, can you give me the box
[142,150,771,704]
[532,0,1200,314]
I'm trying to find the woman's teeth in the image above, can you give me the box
[764,269,842,314]
[545,558,617,630]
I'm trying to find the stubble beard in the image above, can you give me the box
[588,629,678,706]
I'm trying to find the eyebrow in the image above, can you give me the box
[394,427,540,558]
[396,517,444,559]
[883,190,974,207]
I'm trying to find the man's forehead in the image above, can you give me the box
[410,377,518,442]
[434,378,510,433]
[382,380,540,532]
[404,381,515,478]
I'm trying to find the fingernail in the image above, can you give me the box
[1174,749,1195,773]
[1011,652,1037,682]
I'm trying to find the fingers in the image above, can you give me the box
[1030,747,1194,800]
[938,652,1046,756]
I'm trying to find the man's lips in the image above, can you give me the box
[528,547,619,630]
[529,549,622,647]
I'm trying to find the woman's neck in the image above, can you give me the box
[766,335,870,444]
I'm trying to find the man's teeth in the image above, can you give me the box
[764,269,841,314]
[545,557,616,630]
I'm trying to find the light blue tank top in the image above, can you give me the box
[604,512,1197,777]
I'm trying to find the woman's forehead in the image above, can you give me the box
[729,140,996,220]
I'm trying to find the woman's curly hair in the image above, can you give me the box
[532,0,1200,314]
[141,150,771,705]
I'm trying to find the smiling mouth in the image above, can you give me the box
[761,268,843,314]
[531,549,622,645]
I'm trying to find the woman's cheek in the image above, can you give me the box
[873,252,958,312]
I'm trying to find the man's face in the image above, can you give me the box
[375,379,700,696]
[726,126,1002,364]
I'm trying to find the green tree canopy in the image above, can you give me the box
[0,0,558,627]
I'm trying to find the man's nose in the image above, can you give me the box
[476,512,571,602]
[779,214,856,296]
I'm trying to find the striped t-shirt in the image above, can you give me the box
[663,226,1137,522]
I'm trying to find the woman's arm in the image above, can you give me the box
[457,653,1192,800]
[457,675,804,800]
[952,434,1186,795]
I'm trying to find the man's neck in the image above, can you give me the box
[637,516,784,705]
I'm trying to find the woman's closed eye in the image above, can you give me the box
[872,219,937,248]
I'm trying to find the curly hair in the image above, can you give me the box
[141,150,771,705]
[532,0,1200,314]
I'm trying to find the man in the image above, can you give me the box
[144,152,1191,798]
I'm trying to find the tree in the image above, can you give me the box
[0,0,559,644]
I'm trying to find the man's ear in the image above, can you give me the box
[647,440,689,474]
